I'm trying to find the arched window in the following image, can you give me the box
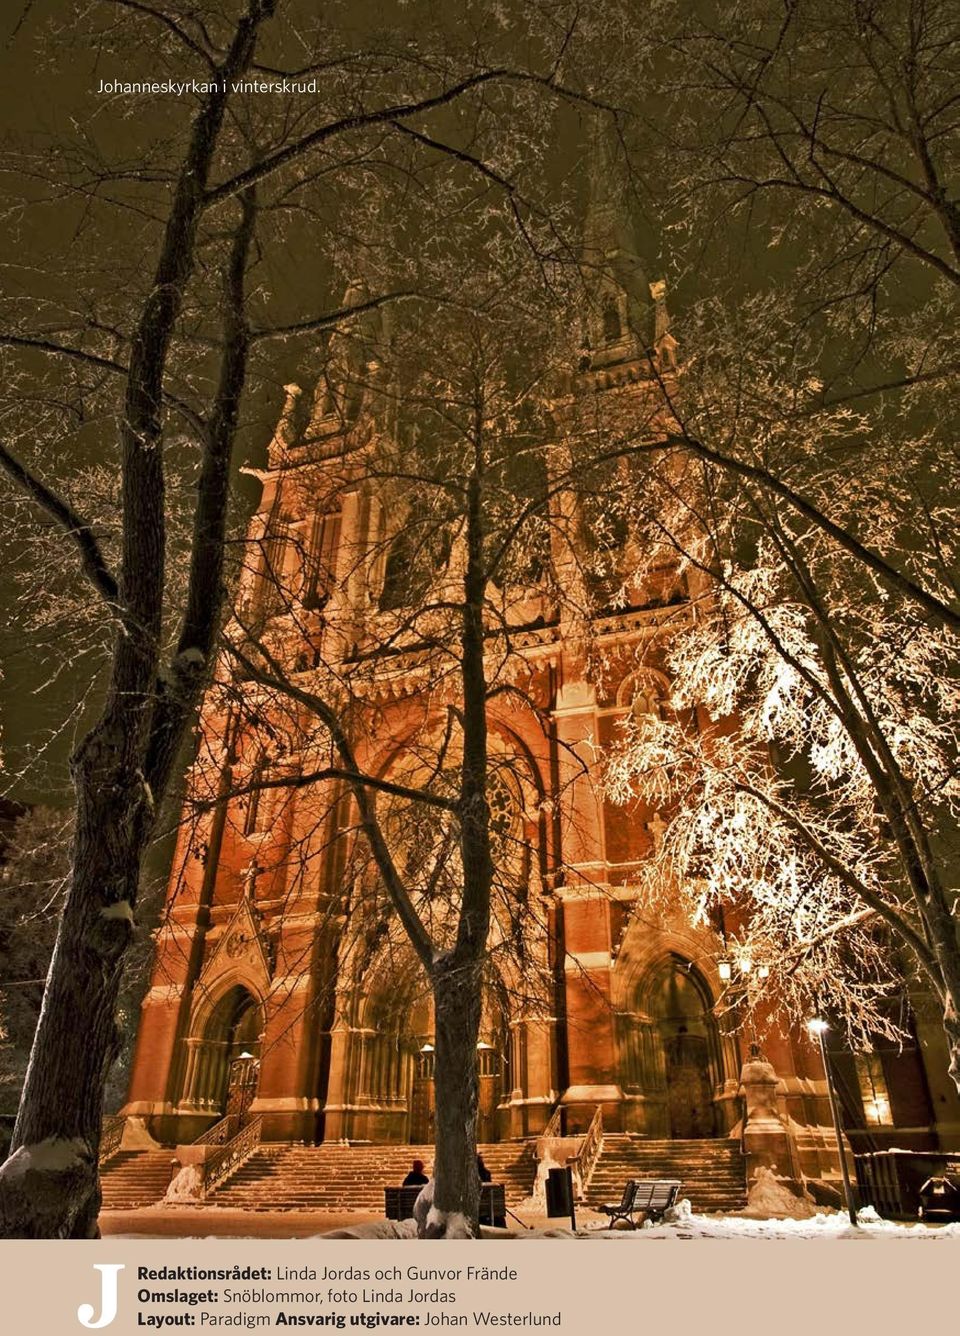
[616,671,668,720]
[242,750,268,836]
[250,497,289,617]
[603,297,623,342]
[378,509,452,612]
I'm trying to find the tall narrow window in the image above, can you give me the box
[603,297,623,342]
[303,511,341,610]
[243,751,268,836]
[252,497,288,616]
[855,1053,893,1126]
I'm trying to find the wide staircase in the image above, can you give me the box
[586,1136,747,1215]
[211,1141,536,1211]
[100,1150,175,1210]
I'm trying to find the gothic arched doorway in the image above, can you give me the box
[340,960,513,1145]
[187,985,263,1120]
[643,957,720,1139]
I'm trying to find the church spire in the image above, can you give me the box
[580,118,652,362]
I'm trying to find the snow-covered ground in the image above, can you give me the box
[578,1200,960,1241]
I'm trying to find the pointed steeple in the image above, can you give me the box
[580,118,653,364]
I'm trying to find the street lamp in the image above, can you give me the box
[807,1018,857,1227]
[718,956,770,983]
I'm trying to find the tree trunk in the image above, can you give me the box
[423,956,483,1239]
[0,736,140,1237]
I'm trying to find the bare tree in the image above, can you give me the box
[196,271,604,1235]
[0,0,633,1236]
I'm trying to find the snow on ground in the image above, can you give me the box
[578,1200,960,1241]
[101,1200,960,1241]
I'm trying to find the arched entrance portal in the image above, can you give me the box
[337,967,513,1145]
[184,985,263,1120]
[619,954,724,1139]
[645,959,718,1138]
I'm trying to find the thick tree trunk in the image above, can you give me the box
[423,957,483,1239]
[0,738,140,1237]
[0,8,269,1238]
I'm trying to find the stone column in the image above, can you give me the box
[553,678,623,1128]
[738,1044,802,1189]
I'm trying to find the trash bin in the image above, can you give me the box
[545,1166,574,1218]
[918,1175,960,1224]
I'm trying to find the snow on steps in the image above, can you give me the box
[99,1137,747,1215]
[210,1142,537,1211]
[99,1150,176,1210]
[587,1135,748,1214]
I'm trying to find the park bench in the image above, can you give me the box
[384,1185,424,1220]
[384,1182,507,1227]
[598,1178,682,1229]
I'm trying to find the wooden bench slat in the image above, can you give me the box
[599,1178,682,1229]
[384,1182,506,1226]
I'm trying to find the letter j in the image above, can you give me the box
[78,1265,125,1329]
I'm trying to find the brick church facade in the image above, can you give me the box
[120,191,960,1195]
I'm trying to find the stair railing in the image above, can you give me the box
[193,1114,240,1147]
[199,1116,263,1197]
[542,1104,563,1139]
[570,1105,603,1199]
[99,1115,125,1165]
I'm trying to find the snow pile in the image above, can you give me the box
[742,1166,818,1219]
[659,1197,693,1225]
[412,1179,433,1234]
[318,1220,418,1240]
[165,1165,203,1203]
[584,1206,960,1240]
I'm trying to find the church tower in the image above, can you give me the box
[118,140,944,1213]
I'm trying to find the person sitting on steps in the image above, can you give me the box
[402,1158,429,1186]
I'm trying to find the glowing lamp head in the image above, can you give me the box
[806,1018,829,1037]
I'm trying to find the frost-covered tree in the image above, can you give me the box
[0,808,160,1129]
[602,310,960,1083]
[586,0,960,1084]
[0,809,71,1124]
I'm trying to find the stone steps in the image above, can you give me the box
[211,1142,536,1211]
[586,1136,747,1214]
[100,1151,175,1210]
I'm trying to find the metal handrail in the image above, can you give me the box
[199,1116,263,1197]
[571,1105,604,1198]
[193,1114,240,1147]
[99,1116,125,1164]
[542,1104,563,1139]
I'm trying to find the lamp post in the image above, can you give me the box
[807,1019,857,1227]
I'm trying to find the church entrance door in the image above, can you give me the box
[645,957,720,1140]
[663,1027,715,1138]
[409,1047,434,1144]
[225,1055,260,1122]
